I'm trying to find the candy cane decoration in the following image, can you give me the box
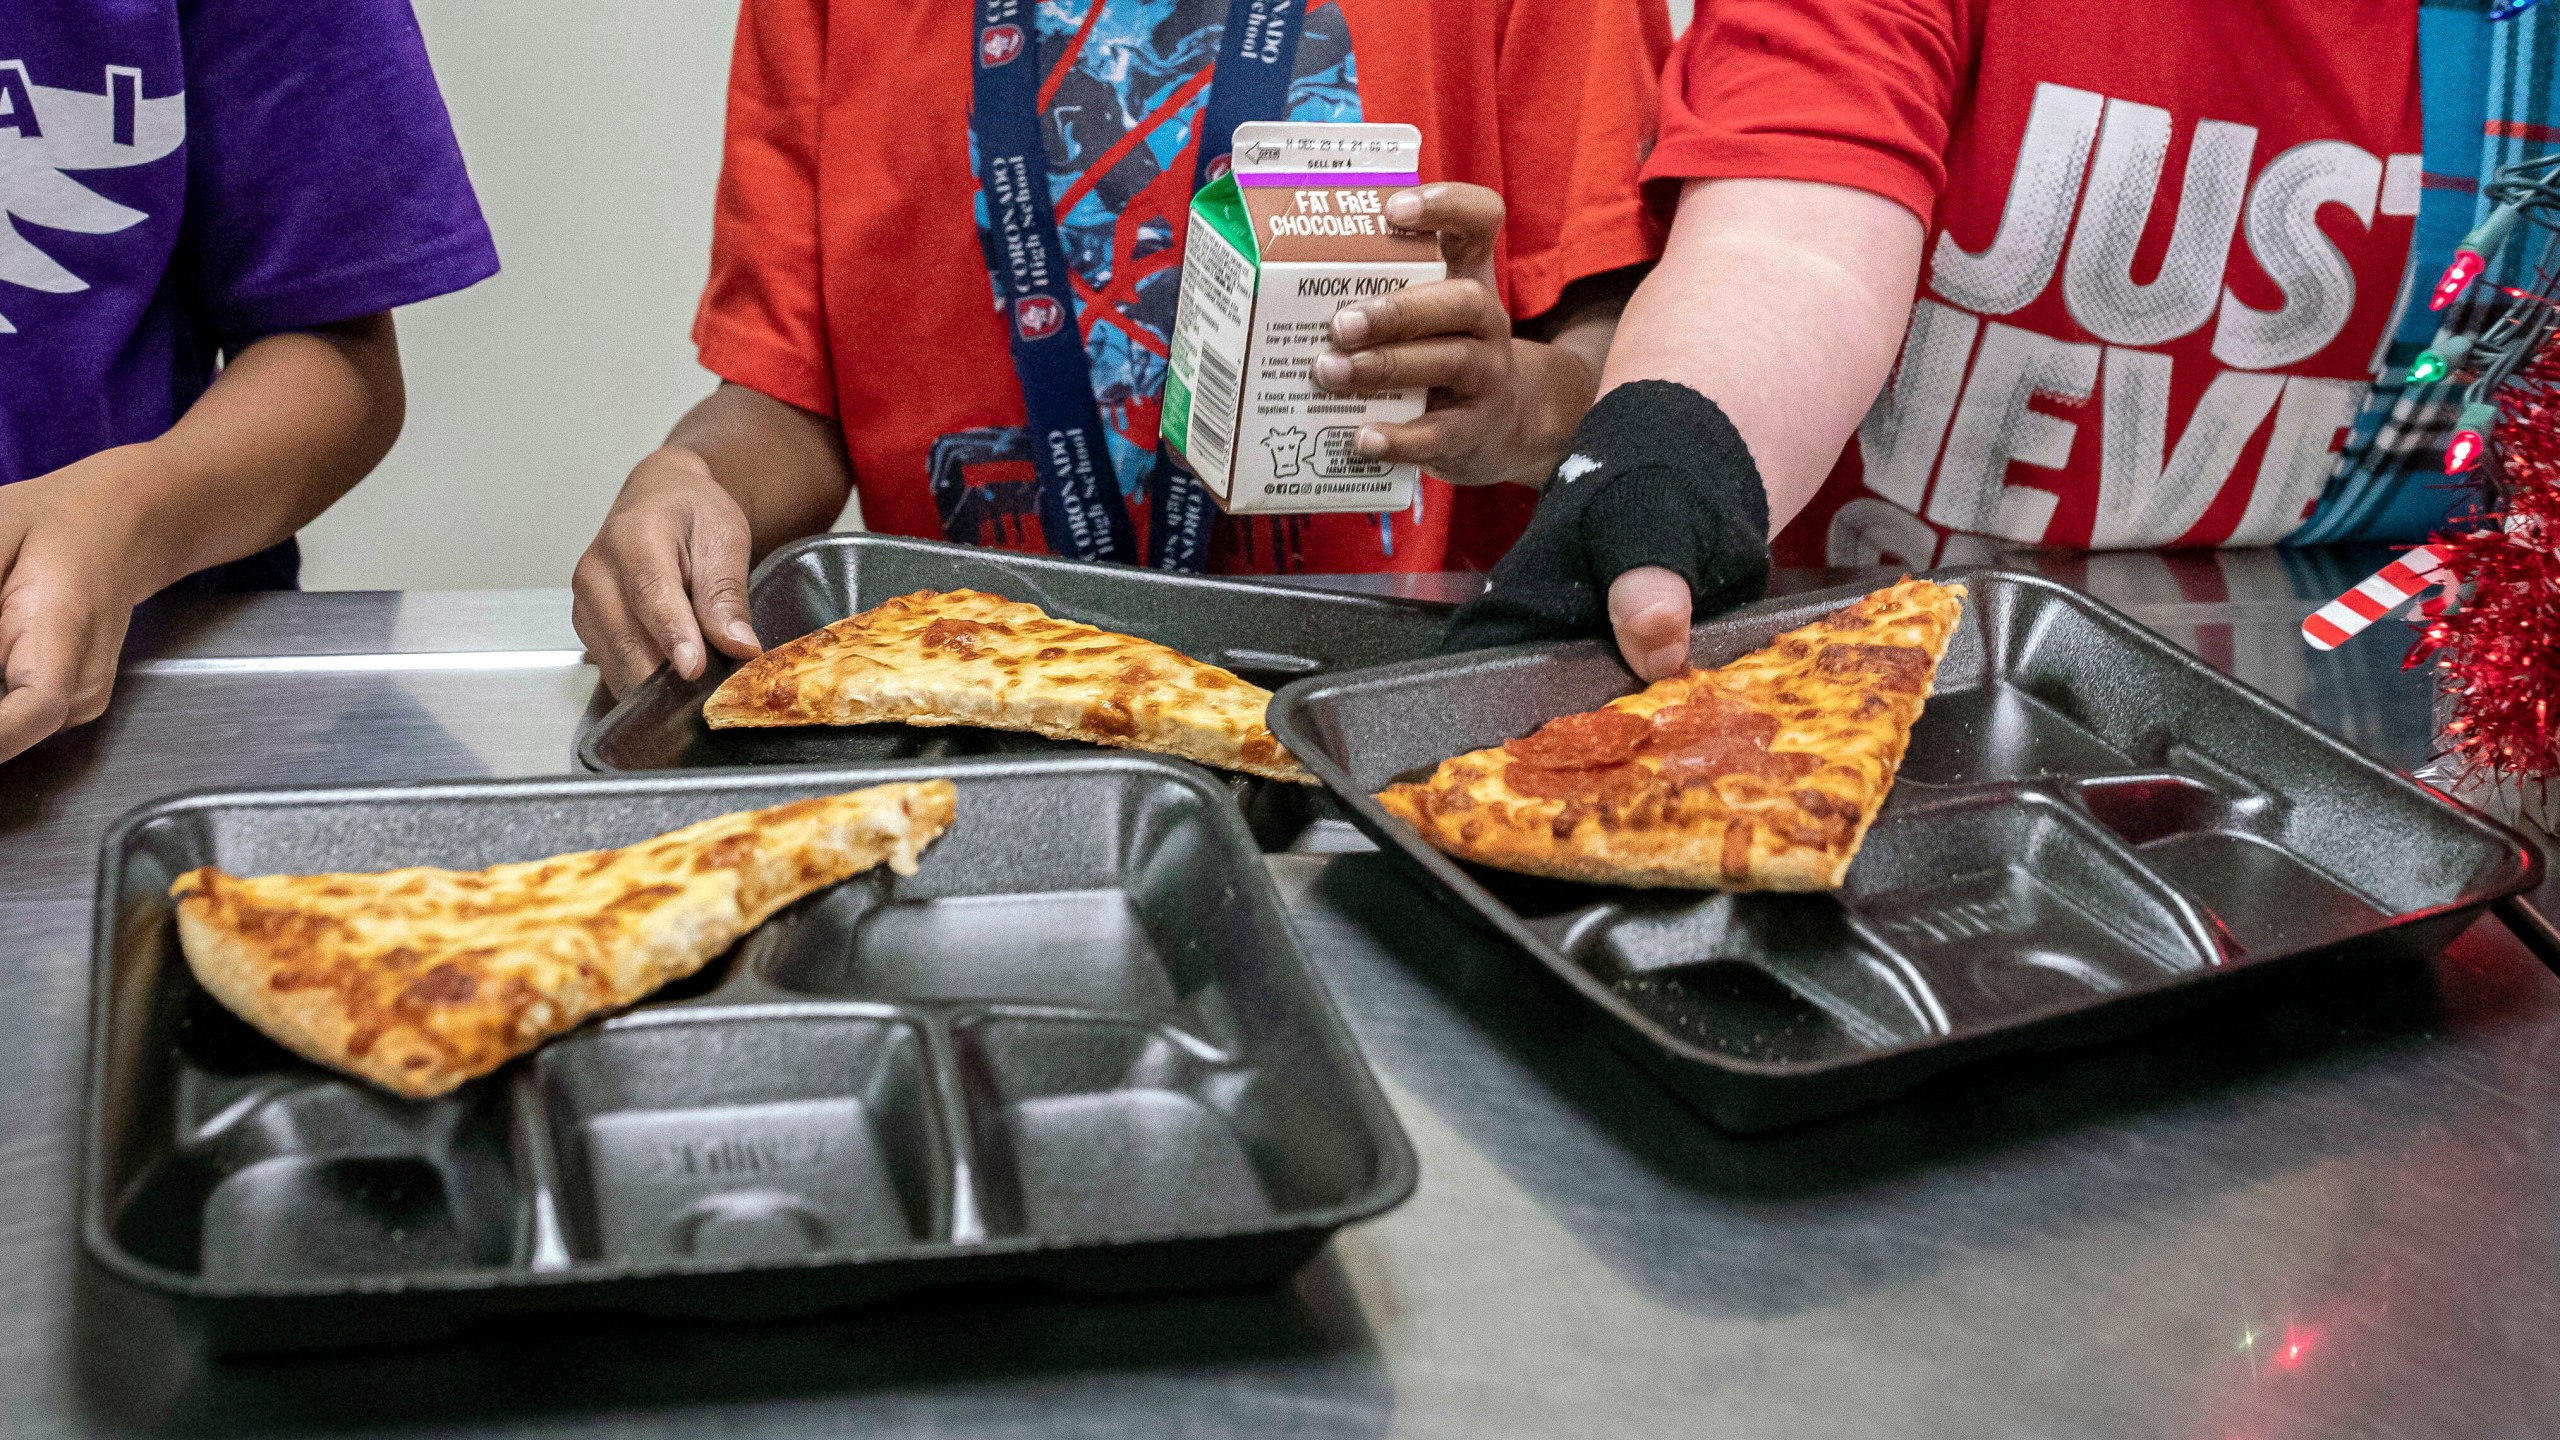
[2302,544,2453,650]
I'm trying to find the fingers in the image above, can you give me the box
[682,502,762,662]
[1385,182,1504,285]
[574,456,766,696]
[1608,566,1693,682]
[1351,410,1491,475]
[1313,335,1497,399]
[1325,277,1506,355]
[570,550,664,697]
[572,515,699,696]
[0,591,80,765]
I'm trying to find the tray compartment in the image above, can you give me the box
[956,1015,1377,1241]
[1845,795,2216,1031]
[86,757,1415,1350]
[759,886,1181,1017]
[2074,772,2250,845]
[2126,832,2392,957]
[576,534,1452,853]
[532,1012,945,1264]
[1896,683,2138,786]
[745,767,1255,1051]
[118,1073,519,1285]
[1547,893,1937,1063]
[1266,568,2542,1129]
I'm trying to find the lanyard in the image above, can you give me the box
[970,0,1307,570]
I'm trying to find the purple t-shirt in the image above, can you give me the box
[0,0,497,575]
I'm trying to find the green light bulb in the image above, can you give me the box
[2407,350,2450,385]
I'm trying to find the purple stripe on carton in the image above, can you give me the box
[1238,171,1421,188]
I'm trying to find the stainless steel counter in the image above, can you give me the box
[9,552,2559,1438]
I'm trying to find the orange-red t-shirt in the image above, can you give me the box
[695,0,1670,575]
[1646,0,2423,566]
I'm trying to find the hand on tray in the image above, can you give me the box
[1440,382,1772,680]
[1308,182,1600,491]
[573,446,768,696]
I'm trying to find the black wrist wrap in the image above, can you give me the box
[1440,380,1770,654]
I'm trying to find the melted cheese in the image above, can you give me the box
[706,589,1310,782]
[172,782,956,1097]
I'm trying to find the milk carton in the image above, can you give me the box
[1161,122,1445,514]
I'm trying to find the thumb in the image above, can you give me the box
[1608,566,1692,681]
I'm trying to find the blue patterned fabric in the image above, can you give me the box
[2296,0,2560,543]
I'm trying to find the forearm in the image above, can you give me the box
[1601,179,1925,530]
[114,314,404,596]
[1495,267,1643,489]
[662,382,852,559]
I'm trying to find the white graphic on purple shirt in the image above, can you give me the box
[0,61,184,334]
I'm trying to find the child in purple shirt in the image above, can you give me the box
[0,0,498,764]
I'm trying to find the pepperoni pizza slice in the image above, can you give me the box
[1377,578,1966,890]
[706,589,1311,783]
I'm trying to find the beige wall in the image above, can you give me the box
[297,0,743,592]
[303,0,1690,591]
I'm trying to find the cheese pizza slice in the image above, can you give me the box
[705,589,1312,783]
[1378,578,1965,891]
[172,781,957,1099]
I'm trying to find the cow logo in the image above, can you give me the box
[980,24,1025,68]
[1013,294,1065,342]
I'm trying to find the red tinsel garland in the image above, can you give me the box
[2408,338,2560,785]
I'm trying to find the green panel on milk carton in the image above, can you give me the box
[1160,122,1445,515]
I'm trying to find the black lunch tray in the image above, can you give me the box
[82,756,1416,1353]
[577,534,1451,852]
[1268,567,2544,1132]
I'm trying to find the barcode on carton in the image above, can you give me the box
[1188,342,1240,480]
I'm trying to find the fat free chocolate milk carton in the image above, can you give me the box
[1161,122,1445,514]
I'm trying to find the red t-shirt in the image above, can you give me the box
[1647,0,2424,565]
[694,0,1669,575]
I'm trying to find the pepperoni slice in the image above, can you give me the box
[1504,708,1650,769]
[1660,747,1822,786]
[1640,696,1778,755]
[1503,760,1650,802]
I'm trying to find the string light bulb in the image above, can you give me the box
[2433,208,2522,311]
[2407,332,2478,385]
[2445,401,2501,474]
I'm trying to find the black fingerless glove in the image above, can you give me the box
[1441,380,1770,654]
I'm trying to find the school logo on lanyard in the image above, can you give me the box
[1013,294,1065,342]
[979,24,1025,68]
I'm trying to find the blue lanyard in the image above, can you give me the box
[970,0,1306,571]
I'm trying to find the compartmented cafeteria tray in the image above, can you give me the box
[82,756,1415,1352]
[1268,568,2542,1132]
[578,534,1451,850]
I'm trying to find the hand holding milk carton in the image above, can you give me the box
[1161,123,1446,515]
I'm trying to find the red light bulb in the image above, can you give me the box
[2445,401,2501,474]
[2446,429,2487,473]
[2433,250,2487,310]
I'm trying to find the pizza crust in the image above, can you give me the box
[172,781,957,1099]
[1379,578,1965,891]
[706,589,1313,783]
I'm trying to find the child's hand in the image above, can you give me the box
[1310,182,1598,489]
[0,449,161,764]
[572,446,766,697]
